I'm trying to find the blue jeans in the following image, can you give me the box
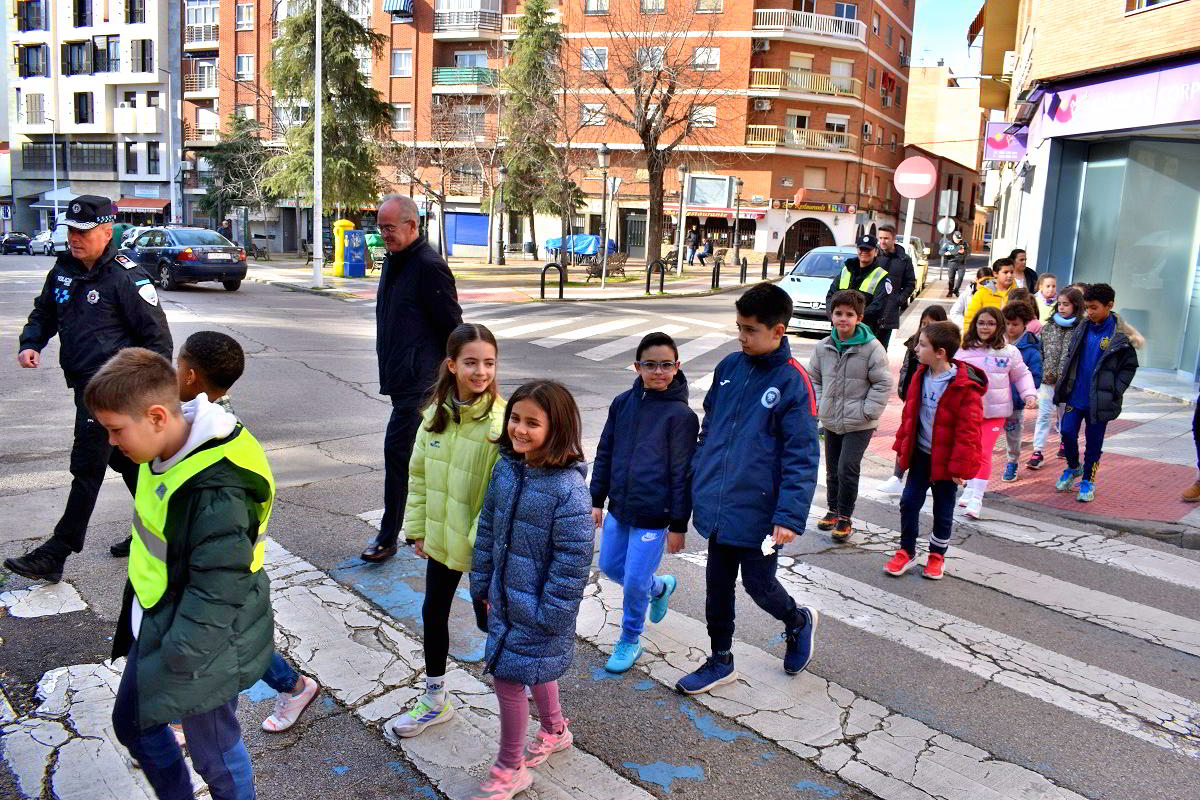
[113,640,256,800]
[899,449,956,557]
[599,513,668,643]
[261,650,299,694]
[1061,405,1108,481]
[1193,395,1200,470]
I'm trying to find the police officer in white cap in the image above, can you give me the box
[7,195,173,582]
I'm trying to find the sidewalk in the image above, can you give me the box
[244,254,780,303]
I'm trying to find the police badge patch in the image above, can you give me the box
[86,290,100,304]
[138,284,159,307]
[116,255,136,269]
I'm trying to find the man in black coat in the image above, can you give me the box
[364,196,463,563]
[873,224,917,350]
[6,195,173,582]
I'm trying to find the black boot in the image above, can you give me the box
[4,547,65,583]
[110,535,132,558]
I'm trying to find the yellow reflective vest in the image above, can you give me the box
[837,264,888,294]
[129,427,275,609]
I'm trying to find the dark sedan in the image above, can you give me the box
[121,227,247,291]
[2,232,32,255]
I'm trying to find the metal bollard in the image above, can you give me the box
[645,259,666,294]
[778,257,786,277]
[711,258,722,290]
[762,256,768,280]
[740,257,748,284]
[540,262,565,300]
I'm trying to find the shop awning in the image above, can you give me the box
[26,187,77,210]
[116,197,170,212]
[382,0,413,12]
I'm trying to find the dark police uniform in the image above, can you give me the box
[8,196,172,578]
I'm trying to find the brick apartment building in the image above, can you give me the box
[974,0,1200,379]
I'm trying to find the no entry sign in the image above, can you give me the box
[894,156,937,199]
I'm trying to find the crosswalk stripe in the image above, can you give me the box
[486,316,579,338]
[692,371,715,392]
[676,333,735,365]
[661,314,728,330]
[576,324,688,362]
[577,577,1088,800]
[531,317,645,348]
[676,552,1200,759]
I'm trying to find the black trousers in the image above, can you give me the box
[422,557,464,678]
[47,387,139,558]
[378,399,423,548]
[823,429,874,518]
[947,261,967,294]
[875,328,893,350]
[706,538,804,653]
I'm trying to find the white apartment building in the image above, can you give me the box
[8,0,181,232]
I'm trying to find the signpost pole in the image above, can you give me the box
[900,197,916,261]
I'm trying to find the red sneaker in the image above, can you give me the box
[884,550,917,576]
[923,553,946,580]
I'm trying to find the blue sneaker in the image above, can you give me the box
[784,607,820,675]
[1078,480,1096,502]
[605,640,642,674]
[675,654,736,695]
[1002,462,1018,482]
[1055,467,1083,492]
[649,575,676,624]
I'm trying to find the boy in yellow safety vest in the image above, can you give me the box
[85,347,274,800]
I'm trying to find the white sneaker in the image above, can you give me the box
[964,494,983,519]
[387,695,455,738]
[957,487,975,507]
[262,675,320,732]
[877,474,905,496]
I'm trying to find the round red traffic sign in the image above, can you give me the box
[894,156,937,199]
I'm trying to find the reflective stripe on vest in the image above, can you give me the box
[128,426,275,609]
[837,265,887,294]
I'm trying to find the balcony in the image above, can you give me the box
[114,106,163,134]
[752,10,867,45]
[184,24,219,49]
[447,174,486,197]
[432,67,499,94]
[749,68,862,99]
[183,122,220,146]
[745,125,857,153]
[501,10,559,37]
[183,65,218,98]
[433,10,501,40]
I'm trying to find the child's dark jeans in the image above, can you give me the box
[705,538,806,653]
[1061,405,1108,481]
[899,449,956,557]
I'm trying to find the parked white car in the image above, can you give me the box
[781,246,857,334]
[30,230,54,255]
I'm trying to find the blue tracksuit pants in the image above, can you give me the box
[599,513,668,644]
[1061,405,1108,481]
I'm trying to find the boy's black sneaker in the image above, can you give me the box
[816,512,838,531]
[831,517,853,543]
[784,607,820,675]
[4,548,64,583]
[110,535,132,558]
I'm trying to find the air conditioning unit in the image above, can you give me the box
[753,99,772,112]
[751,39,769,53]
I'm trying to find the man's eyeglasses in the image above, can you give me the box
[637,360,679,372]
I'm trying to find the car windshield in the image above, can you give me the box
[791,251,850,278]
[172,230,233,246]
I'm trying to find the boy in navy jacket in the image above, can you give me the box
[591,332,700,674]
[676,283,821,695]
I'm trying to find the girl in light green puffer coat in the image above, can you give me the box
[387,323,506,740]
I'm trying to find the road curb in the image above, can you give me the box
[985,494,1200,551]
[245,274,362,301]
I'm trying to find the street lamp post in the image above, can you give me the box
[312,0,324,288]
[675,164,688,276]
[46,116,60,227]
[496,166,507,266]
[598,144,611,289]
[732,177,744,268]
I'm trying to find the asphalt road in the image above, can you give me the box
[1,253,1198,800]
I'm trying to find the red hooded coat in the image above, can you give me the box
[892,360,987,481]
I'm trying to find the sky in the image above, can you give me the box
[910,0,984,78]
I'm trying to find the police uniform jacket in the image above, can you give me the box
[19,239,173,388]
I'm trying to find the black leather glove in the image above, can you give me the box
[473,597,489,633]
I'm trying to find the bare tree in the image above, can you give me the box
[459,95,507,262]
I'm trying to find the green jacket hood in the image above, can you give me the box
[831,322,875,352]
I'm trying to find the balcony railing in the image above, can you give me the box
[183,71,217,93]
[749,68,862,99]
[433,67,498,86]
[183,122,220,143]
[745,125,856,153]
[448,174,486,196]
[184,24,219,44]
[502,9,559,34]
[434,10,501,33]
[752,10,867,43]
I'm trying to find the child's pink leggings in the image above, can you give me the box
[493,678,565,770]
[976,418,1006,480]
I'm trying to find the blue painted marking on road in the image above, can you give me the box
[322,696,335,711]
[655,699,667,706]
[633,679,655,691]
[794,780,841,797]
[239,680,277,702]
[331,765,350,775]
[623,761,705,793]
[679,701,763,743]
[591,667,625,682]
[760,752,774,760]
[384,762,440,799]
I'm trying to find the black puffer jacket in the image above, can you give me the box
[874,246,917,330]
[1053,313,1140,423]
[590,373,700,532]
[19,239,172,387]
[376,236,463,403]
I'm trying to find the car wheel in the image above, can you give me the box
[222,279,242,291]
[158,262,178,290]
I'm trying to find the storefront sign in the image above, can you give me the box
[133,184,160,198]
[770,200,857,214]
[667,208,767,220]
[983,121,1027,162]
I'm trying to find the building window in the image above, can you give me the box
[124,91,137,105]
[147,141,160,174]
[22,142,63,170]
[862,121,872,140]
[871,12,880,34]
[73,92,94,123]
[131,39,154,72]
[581,47,608,71]
[804,166,826,190]
[390,48,413,76]
[125,142,138,173]
[17,1,48,31]
[93,35,120,73]
[26,94,46,125]
[581,103,606,126]
[825,113,849,133]
[68,142,116,170]
[886,24,893,46]
[638,47,665,71]
[1126,0,1183,10]
[18,45,49,78]
[64,41,93,75]
[235,103,254,120]
[641,0,665,12]
[899,37,906,57]
[873,176,880,197]
[236,54,254,80]
[73,0,92,27]
[585,0,608,14]
[867,67,876,88]
[357,48,372,76]
[833,2,857,19]
[185,0,219,26]
[390,103,412,130]
[236,3,254,29]
[896,86,903,106]
[890,132,897,151]
[690,105,717,128]
[147,90,160,107]
[126,0,145,23]
[696,0,722,10]
[692,47,719,71]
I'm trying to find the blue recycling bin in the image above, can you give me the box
[343,229,367,278]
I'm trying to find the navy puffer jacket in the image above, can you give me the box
[590,373,700,532]
[469,454,594,686]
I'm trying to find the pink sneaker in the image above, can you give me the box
[262,675,320,732]
[524,720,573,767]
[469,764,533,800]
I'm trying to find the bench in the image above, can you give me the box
[584,252,628,281]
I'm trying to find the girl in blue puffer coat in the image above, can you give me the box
[469,380,594,800]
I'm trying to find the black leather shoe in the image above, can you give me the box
[110,535,132,558]
[4,549,64,583]
[361,543,397,563]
